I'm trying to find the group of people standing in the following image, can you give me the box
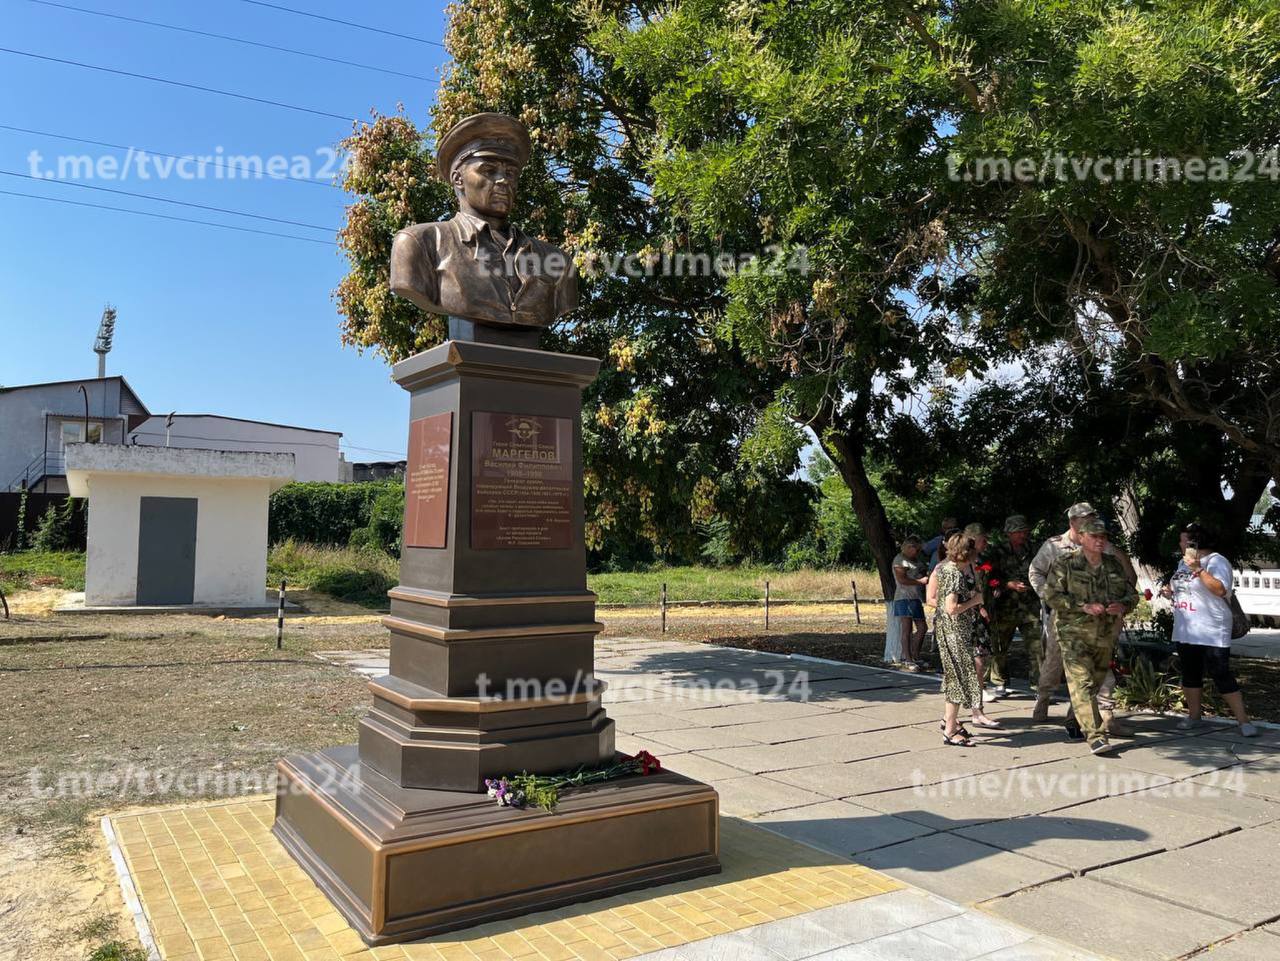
[891,503,1259,757]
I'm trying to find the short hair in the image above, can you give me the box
[945,532,974,563]
[1183,522,1218,550]
[901,535,923,549]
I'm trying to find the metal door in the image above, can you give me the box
[136,496,197,605]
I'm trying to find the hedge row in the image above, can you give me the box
[268,481,402,546]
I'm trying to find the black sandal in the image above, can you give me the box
[940,721,973,738]
[943,731,975,746]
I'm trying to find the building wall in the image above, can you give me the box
[130,416,341,482]
[83,473,274,606]
[0,380,130,489]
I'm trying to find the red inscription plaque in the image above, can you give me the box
[403,412,453,549]
[471,412,573,549]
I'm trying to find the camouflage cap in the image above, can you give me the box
[1066,501,1097,519]
[1004,514,1031,533]
[1079,516,1108,535]
[963,522,987,538]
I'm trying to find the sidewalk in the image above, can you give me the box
[319,639,1280,960]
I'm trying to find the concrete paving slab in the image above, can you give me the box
[767,746,1007,799]
[953,812,1157,873]
[638,727,762,751]
[713,775,831,816]
[676,700,837,726]
[801,887,962,941]
[1110,737,1248,780]
[1091,823,1280,927]
[655,751,748,784]
[983,876,1242,961]
[613,712,709,734]
[976,937,1113,961]
[752,799,936,855]
[802,925,956,961]
[852,765,1108,830]
[706,738,907,775]
[667,931,789,961]
[1125,775,1280,828]
[1196,929,1280,960]
[856,833,1071,904]
[615,733,688,758]
[729,712,890,743]
[910,911,1032,957]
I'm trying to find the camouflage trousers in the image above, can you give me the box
[1056,616,1122,741]
[987,608,1043,688]
[1039,607,1117,712]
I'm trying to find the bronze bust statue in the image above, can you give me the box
[390,113,577,346]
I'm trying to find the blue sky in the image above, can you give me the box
[0,0,451,461]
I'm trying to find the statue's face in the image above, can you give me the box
[452,156,520,220]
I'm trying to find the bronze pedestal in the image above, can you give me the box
[273,340,720,945]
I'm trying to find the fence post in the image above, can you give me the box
[0,586,8,620]
[276,579,287,649]
[660,582,667,634]
[764,580,770,631]
[852,580,861,625]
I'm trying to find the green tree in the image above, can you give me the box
[334,0,801,568]
[594,0,1279,588]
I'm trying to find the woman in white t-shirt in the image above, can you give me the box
[1163,523,1257,736]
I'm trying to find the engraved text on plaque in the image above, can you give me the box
[403,412,453,549]
[471,412,572,549]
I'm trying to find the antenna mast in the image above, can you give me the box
[93,305,117,378]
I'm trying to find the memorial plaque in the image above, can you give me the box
[471,411,573,549]
[403,412,453,549]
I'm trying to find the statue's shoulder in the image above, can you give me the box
[393,219,455,255]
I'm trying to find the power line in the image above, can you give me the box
[0,47,359,123]
[0,123,338,189]
[0,169,338,232]
[28,0,434,82]
[0,187,336,245]
[239,0,446,48]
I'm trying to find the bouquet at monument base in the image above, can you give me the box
[486,750,665,811]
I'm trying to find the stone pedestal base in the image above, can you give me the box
[273,746,721,946]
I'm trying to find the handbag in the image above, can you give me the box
[1229,591,1251,640]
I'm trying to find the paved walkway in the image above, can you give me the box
[320,640,1280,960]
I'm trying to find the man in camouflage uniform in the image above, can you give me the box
[1043,517,1139,755]
[1028,502,1137,731]
[987,515,1042,697]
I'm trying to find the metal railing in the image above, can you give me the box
[5,449,67,492]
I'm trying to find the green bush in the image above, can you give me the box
[31,497,86,552]
[267,541,399,609]
[349,485,405,557]
[268,481,401,546]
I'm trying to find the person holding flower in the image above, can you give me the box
[937,532,1002,745]
[1164,523,1257,737]
[989,515,1043,697]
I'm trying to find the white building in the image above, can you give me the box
[129,414,342,482]
[65,443,294,608]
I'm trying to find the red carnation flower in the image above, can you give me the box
[632,750,662,775]
[988,578,1001,588]
[1143,588,1154,601]
[978,563,993,573]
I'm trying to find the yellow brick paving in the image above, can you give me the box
[110,797,902,961]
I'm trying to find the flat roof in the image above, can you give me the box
[137,413,342,436]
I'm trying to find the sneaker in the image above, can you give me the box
[993,685,1009,698]
[1176,716,1201,731]
[1090,737,1116,756]
[901,661,920,673]
[983,686,1003,702]
[1064,718,1084,741]
[1240,722,1259,738]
